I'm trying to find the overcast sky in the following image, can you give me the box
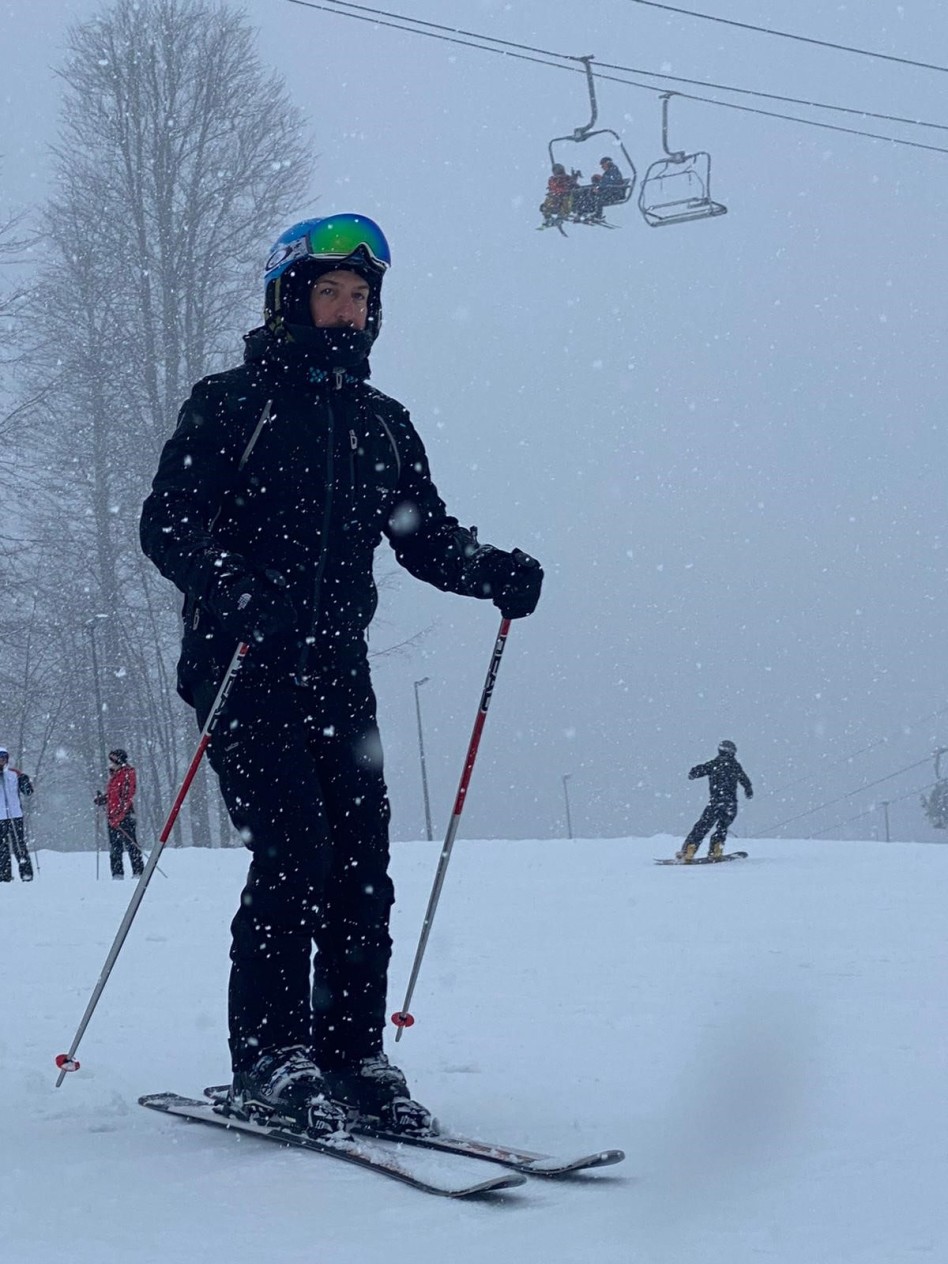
[3,0,947,844]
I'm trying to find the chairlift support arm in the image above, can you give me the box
[660,92,685,161]
[573,55,599,139]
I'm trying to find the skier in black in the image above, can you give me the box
[140,213,542,1138]
[678,740,753,862]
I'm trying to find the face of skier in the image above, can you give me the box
[0,752,7,767]
[308,269,370,331]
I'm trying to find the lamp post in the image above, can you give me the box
[85,614,110,878]
[413,677,433,841]
[562,773,574,839]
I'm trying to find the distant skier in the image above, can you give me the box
[94,749,144,880]
[678,740,753,862]
[0,745,34,882]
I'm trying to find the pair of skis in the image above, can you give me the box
[654,850,748,866]
[139,1088,625,1199]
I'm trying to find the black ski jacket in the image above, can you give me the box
[688,753,753,806]
[140,328,481,703]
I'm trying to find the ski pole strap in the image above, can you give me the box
[393,618,511,1039]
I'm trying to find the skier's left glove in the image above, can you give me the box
[462,544,543,619]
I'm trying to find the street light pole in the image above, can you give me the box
[85,614,110,879]
[562,773,573,839]
[413,677,433,841]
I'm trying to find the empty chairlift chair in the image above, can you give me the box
[638,93,727,228]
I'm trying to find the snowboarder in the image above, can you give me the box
[0,745,34,882]
[140,213,543,1140]
[678,740,753,862]
[94,749,144,880]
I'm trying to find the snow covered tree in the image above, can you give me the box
[18,0,313,845]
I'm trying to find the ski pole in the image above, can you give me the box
[110,817,168,879]
[54,641,249,1086]
[392,617,511,1041]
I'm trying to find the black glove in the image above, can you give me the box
[204,553,297,645]
[93,791,106,807]
[462,545,543,619]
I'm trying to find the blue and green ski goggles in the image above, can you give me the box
[264,214,391,285]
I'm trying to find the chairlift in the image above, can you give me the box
[540,56,636,235]
[921,746,948,829]
[638,93,727,229]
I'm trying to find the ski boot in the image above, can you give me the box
[226,1045,348,1137]
[675,843,698,863]
[324,1053,433,1136]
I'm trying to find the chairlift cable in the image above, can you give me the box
[625,0,948,77]
[766,702,948,800]
[808,780,938,839]
[595,57,948,135]
[760,755,933,836]
[291,0,948,156]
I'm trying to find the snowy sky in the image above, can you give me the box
[2,0,947,844]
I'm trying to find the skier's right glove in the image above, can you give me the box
[204,552,297,645]
[461,543,544,619]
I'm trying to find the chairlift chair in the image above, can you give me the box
[639,93,727,228]
[542,56,636,232]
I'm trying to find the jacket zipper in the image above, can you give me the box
[295,380,338,684]
[349,428,358,494]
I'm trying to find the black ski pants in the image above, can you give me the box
[195,648,394,1074]
[0,817,33,881]
[108,817,144,878]
[685,801,738,852]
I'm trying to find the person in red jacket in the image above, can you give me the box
[540,163,579,226]
[95,749,144,879]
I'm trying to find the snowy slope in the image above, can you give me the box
[2,837,946,1263]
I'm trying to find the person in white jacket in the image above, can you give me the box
[0,746,34,882]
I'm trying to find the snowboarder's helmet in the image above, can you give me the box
[264,213,391,341]
[718,740,737,755]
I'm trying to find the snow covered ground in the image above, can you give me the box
[2,836,946,1263]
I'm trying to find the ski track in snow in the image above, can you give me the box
[2,838,947,1263]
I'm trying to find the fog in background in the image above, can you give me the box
[2,0,945,844]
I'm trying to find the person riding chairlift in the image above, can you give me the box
[540,163,579,225]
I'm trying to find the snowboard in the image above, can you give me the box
[654,850,748,866]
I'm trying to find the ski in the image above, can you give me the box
[140,1092,525,1198]
[351,1125,625,1176]
[655,850,748,866]
[203,1085,624,1177]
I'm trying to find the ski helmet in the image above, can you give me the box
[718,740,737,755]
[263,213,391,343]
[109,748,129,765]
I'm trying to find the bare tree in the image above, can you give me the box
[14,0,314,847]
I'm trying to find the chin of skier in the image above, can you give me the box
[677,739,753,862]
[140,213,543,1138]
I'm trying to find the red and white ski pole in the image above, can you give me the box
[54,641,249,1086]
[392,617,511,1041]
